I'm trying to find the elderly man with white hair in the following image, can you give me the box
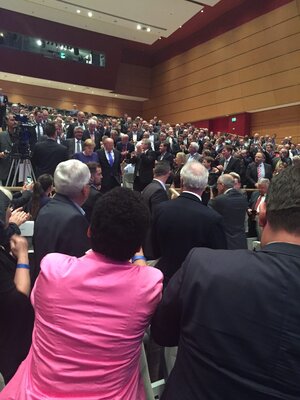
[152,161,227,286]
[33,159,91,278]
[186,141,201,162]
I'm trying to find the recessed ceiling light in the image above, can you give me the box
[0,33,4,37]
[146,27,151,32]
[36,39,42,46]
[201,9,204,12]
[137,24,141,30]
[88,11,93,17]
[179,25,182,28]
[76,9,80,14]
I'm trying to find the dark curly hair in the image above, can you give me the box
[90,187,150,261]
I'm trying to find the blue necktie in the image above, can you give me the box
[108,151,114,167]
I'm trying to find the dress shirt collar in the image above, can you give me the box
[153,178,167,191]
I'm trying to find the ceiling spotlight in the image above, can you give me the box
[36,39,42,46]
[146,27,151,32]
[137,24,141,30]
[201,9,204,12]
[76,9,81,14]
[179,25,182,28]
[88,11,93,17]
[0,33,4,37]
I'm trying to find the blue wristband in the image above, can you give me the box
[16,263,30,270]
[131,255,146,263]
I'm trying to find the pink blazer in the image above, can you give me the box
[1,251,163,400]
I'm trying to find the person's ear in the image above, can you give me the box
[87,225,91,238]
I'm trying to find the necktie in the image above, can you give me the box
[37,124,41,140]
[108,151,114,167]
[224,159,228,171]
[76,140,81,153]
[257,164,262,179]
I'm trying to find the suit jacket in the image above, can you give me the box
[133,150,156,191]
[97,148,121,193]
[63,138,84,159]
[82,130,101,150]
[246,162,272,188]
[151,243,300,400]
[208,189,248,249]
[116,141,135,161]
[142,180,169,259]
[82,185,102,222]
[220,156,241,174]
[157,151,174,165]
[142,179,169,214]
[128,131,143,143]
[31,138,68,178]
[33,193,90,277]
[1,251,163,400]
[66,122,87,138]
[152,192,227,283]
[0,131,13,181]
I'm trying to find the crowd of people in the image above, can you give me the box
[0,102,300,399]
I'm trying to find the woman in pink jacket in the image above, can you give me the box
[1,187,163,400]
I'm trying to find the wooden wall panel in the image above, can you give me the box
[143,1,300,124]
[0,81,143,117]
[251,105,300,142]
[115,63,151,99]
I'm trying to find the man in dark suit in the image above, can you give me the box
[246,151,272,188]
[31,122,68,178]
[128,123,143,144]
[151,165,300,400]
[63,126,84,159]
[152,161,227,285]
[132,139,156,192]
[248,177,270,238]
[142,161,170,259]
[34,160,91,278]
[0,93,8,130]
[66,111,87,138]
[97,137,121,193]
[217,144,241,174]
[82,162,102,222]
[0,114,16,185]
[116,134,134,162]
[156,141,174,165]
[82,118,101,150]
[208,174,248,249]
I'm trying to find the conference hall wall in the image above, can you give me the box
[0,80,143,117]
[143,0,300,140]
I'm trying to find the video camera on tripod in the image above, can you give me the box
[5,114,36,186]
[11,114,36,157]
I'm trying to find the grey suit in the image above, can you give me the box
[208,188,248,249]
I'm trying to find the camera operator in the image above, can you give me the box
[0,93,8,131]
[0,114,17,185]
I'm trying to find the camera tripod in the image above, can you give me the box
[6,153,36,187]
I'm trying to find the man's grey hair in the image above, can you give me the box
[54,160,91,198]
[180,161,208,190]
[189,142,199,151]
[74,126,84,133]
[142,139,151,149]
[218,174,234,188]
[258,178,270,186]
[88,118,97,125]
[229,172,241,183]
